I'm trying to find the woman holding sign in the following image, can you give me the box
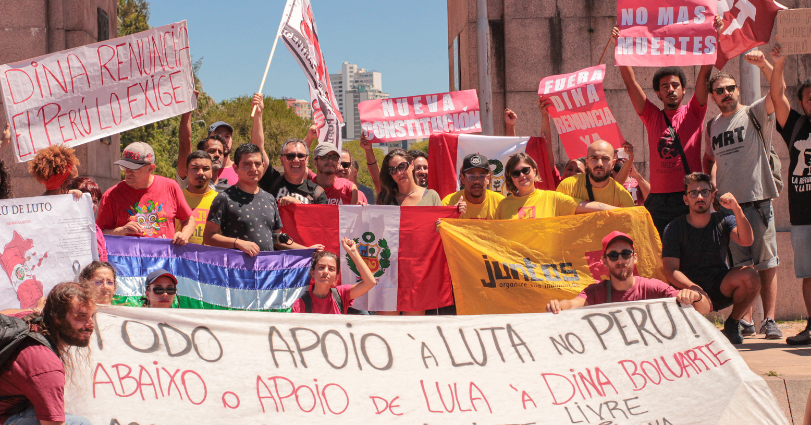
[292,237,376,315]
[495,153,617,220]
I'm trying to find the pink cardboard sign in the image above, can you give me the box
[359,89,480,143]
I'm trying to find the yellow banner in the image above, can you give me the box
[437,207,665,315]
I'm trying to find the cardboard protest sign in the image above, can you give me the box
[0,21,196,163]
[776,9,811,55]
[66,302,787,424]
[438,207,663,315]
[0,194,97,310]
[615,0,718,66]
[538,65,623,159]
[359,89,480,143]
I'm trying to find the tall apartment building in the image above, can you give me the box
[283,98,313,119]
[330,62,388,140]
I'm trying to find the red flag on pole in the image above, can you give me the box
[715,0,786,69]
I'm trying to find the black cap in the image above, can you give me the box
[461,153,490,173]
[145,268,178,287]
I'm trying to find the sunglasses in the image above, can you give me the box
[605,249,634,262]
[510,167,532,178]
[340,161,352,169]
[713,85,737,95]
[149,286,177,295]
[388,161,410,175]
[687,189,712,198]
[318,154,340,162]
[465,173,488,182]
[283,153,307,161]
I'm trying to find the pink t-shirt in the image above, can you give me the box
[97,176,193,239]
[317,177,355,205]
[291,285,353,314]
[96,224,108,262]
[640,96,706,194]
[576,276,679,306]
[0,340,65,423]
[217,167,239,185]
[623,177,645,206]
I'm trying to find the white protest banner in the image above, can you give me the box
[0,194,96,310]
[615,0,718,66]
[539,65,623,159]
[0,21,196,163]
[66,301,787,424]
[776,8,811,55]
[281,0,343,147]
[359,90,481,143]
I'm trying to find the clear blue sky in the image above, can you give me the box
[149,0,450,103]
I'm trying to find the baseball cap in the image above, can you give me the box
[601,231,634,256]
[461,153,490,172]
[145,268,178,287]
[314,142,339,158]
[114,142,155,170]
[208,121,233,135]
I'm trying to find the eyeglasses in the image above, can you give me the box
[687,189,712,198]
[465,173,488,182]
[510,167,532,178]
[318,154,340,162]
[713,85,737,95]
[340,161,352,169]
[93,279,115,287]
[149,286,177,295]
[283,153,307,161]
[388,161,410,175]
[605,249,634,262]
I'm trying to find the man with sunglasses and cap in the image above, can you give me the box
[312,142,362,205]
[662,172,761,344]
[442,153,504,219]
[98,142,195,244]
[703,52,782,340]
[546,231,710,314]
[258,138,328,205]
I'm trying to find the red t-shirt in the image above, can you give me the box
[97,176,193,239]
[317,177,355,205]
[576,276,679,306]
[623,177,645,206]
[639,96,706,194]
[291,285,353,314]
[0,340,65,423]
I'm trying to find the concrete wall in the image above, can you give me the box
[0,0,121,197]
[449,0,811,320]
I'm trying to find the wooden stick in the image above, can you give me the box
[597,34,613,66]
[251,3,292,117]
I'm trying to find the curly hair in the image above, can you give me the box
[40,281,97,362]
[28,145,79,184]
[0,159,12,199]
[377,149,414,205]
[504,152,539,194]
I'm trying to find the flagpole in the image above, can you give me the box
[597,34,613,66]
[251,1,293,118]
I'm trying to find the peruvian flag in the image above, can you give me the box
[279,205,459,312]
[715,0,786,69]
[428,133,558,199]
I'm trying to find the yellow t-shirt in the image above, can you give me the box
[556,174,634,208]
[442,190,505,220]
[178,188,218,245]
[494,189,579,220]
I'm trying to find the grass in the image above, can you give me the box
[766,371,779,377]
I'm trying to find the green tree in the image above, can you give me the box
[409,139,429,154]
[117,0,150,36]
[341,140,385,189]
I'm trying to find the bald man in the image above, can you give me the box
[556,140,635,208]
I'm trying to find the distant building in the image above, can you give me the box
[283,98,313,119]
[330,62,388,140]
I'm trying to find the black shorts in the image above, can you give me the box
[696,269,735,311]
[645,192,690,238]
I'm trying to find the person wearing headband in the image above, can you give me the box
[28,145,80,195]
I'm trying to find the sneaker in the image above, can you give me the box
[786,324,811,346]
[760,319,783,340]
[740,320,756,337]
[723,318,743,345]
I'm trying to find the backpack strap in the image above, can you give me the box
[706,116,716,142]
[313,184,325,202]
[584,174,595,202]
[662,110,692,176]
[790,115,809,145]
[299,290,314,313]
[330,287,344,314]
[605,280,612,304]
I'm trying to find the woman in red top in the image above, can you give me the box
[292,238,376,314]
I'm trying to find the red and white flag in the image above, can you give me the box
[279,205,458,312]
[281,0,343,147]
[715,0,786,68]
[428,134,557,199]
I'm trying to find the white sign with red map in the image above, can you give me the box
[0,194,97,310]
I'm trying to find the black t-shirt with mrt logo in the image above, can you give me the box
[776,108,811,226]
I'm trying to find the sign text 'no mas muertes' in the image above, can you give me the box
[359,89,480,143]
[539,65,623,159]
[0,21,196,163]
[615,0,718,67]
[0,194,97,310]
[776,8,811,55]
[66,302,788,424]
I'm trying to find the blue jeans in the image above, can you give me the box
[4,406,92,425]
